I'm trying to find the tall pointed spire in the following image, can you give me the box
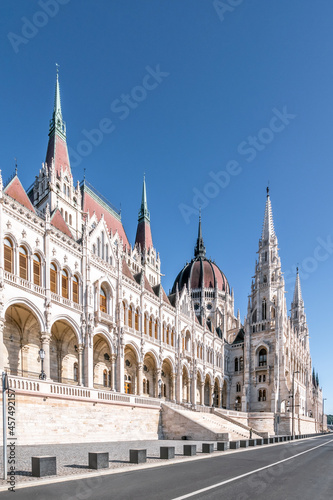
[49,64,66,138]
[194,210,206,258]
[45,65,71,178]
[135,175,153,250]
[292,268,303,307]
[261,187,275,242]
[138,174,150,223]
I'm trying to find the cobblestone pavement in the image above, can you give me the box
[0,440,215,486]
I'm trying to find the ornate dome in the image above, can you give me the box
[171,217,229,294]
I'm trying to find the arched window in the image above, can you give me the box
[234,358,239,372]
[155,321,158,339]
[128,306,133,328]
[239,357,243,371]
[61,208,64,217]
[258,389,263,402]
[97,238,100,257]
[73,275,79,304]
[105,244,108,262]
[108,370,111,387]
[33,254,41,286]
[143,380,146,394]
[93,244,96,254]
[135,308,139,331]
[171,330,174,347]
[147,380,150,395]
[61,269,69,298]
[262,299,267,320]
[50,263,57,293]
[100,287,107,313]
[63,185,66,195]
[103,370,107,387]
[263,389,266,401]
[65,211,68,223]
[149,316,153,336]
[69,214,72,225]
[144,314,148,335]
[236,382,241,392]
[259,348,267,367]
[4,238,13,273]
[19,246,28,280]
[166,327,170,345]
[74,363,78,382]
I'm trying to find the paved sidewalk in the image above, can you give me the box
[0,439,213,487]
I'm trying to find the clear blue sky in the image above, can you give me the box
[0,1,332,413]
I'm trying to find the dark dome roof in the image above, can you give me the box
[172,256,229,294]
[171,216,229,294]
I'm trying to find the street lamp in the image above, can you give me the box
[39,348,46,380]
[322,398,327,432]
[158,378,162,398]
[292,370,300,439]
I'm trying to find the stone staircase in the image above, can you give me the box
[213,409,262,439]
[161,403,261,441]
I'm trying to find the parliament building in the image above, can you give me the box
[0,72,324,444]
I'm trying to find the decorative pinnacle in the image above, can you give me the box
[194,212,206,258]
[138,174,150,222]
[293,267,303,306]
[261,190,275,241]
[49,64,66,137]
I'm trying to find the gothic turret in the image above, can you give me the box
[135,176,160,286]
[135,175,153,250]
[291,268,308,338]
[29,68,82,239]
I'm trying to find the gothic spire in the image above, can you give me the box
[292,268,303,307]
[45,66,71,177]
[194,211,206,258]
[135,175,153,250]
[138,174,150,223]
[49,64,66,138]
[261,187,275,242]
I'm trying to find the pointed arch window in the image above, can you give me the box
[262,299,267,320]
[155,321,158,339]
[73,275,79,304]
[144,314,148,335]
[259,348,267,367]
[4,238,13,273]
[234,358,239,372]
[135,308,139,331]
[236,382,241,392]
[19,246,28,280]
[50,263,57,293]
[149,316,153,336]
[239,357,244,371]
[33,254,41,286]
[128,306,133,328]
[100,287,107,313]
[62,269,69,298]
[171,330,174,347]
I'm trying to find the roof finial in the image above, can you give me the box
[194,211,206,258]
[266,185,269,197]
[14,158,18,176]
[56,62,60,75]
[83,168,86,181]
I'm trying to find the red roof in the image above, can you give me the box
[46,133,71,178]
[122,259,135,282]
[82,190,129,248]
[135,220,153,250]
[144,275,155,294]
[51,209,73,238]
[4,176,35,212]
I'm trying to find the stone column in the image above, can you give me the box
[84,334,94,388]
[137,362,143,395]
[191,372,197,408]
[111,354,116,391]
[155,368,161,398]
[187,378,191,403]
[77,344,84,386]
[40,332,51,379]
[209,384,213,407]
[171,373,176,401]
[200,381,204,405]
[219,388,223,408]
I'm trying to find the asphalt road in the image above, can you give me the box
[1,435,332,500]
